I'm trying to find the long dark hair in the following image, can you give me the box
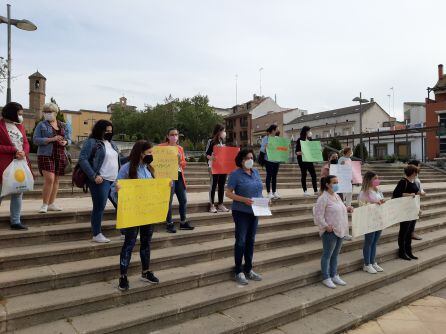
[165,127,178,142]
[90,119,112,140]
[300,126,311,139]
[266,124,278,134]
[320,175,337,192]
[211,123,225,144]
[128,140,153,179]
[2,102,23,123]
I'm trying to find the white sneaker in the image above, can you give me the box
[48,203,63,212]
[92,233,110,243]
[38,204,48,213]
[303,191,310,197]
[343,234,353,241]
[372,263,384,272]
[363,264,377,274]
[209,204,218,213]
[332,275,347,286]
[273,192,281,199]
[268,192,274,199]
[322,278,336,289]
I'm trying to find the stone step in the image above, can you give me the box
[12,237,446,333]
[1,214,444,301]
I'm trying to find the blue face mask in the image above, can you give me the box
[332,184,340,193]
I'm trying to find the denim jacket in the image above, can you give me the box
[78,138,120,181]
[33,120,72,156]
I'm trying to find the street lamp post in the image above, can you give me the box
[0,4,37,103]
[352,92,369,161]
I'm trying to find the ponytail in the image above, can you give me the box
[320,175,336,193]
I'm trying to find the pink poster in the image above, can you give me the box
[352,161,362,184]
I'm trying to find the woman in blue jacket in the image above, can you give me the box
[78,119,120,243]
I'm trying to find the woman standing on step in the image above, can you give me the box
[358,171,385,274]
[295,126,318,196]
[79,120,120,243]
[226,148,263,285]
[206,124,230,213]
[112,140,160,291]
[158,128,194,233]
[407,160,426,241]
[0,102,31,230]
[392,165,421,261]
[33,102,71,213]
[314,175,353,289]
[260,124,281,200]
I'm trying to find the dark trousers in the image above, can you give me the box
[233,210,258,274]
[209,173,227,204]
[298,162,318,192]
[89,180,114,236]
[398,220,416,255]
[166,172,187,224]
[265,161,280,193]
[119,225,154,276]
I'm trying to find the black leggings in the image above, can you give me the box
[209,173,227,204]
[299,162,318,192]
[398,220,416,255]
[265,161,280,193]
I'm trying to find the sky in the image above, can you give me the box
[1,0,445,121]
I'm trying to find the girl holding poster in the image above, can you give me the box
[206,124,230,213]
[358,171,385,274]
[113,140,160,291]
[260,124,281,200]
[295,126,318,196]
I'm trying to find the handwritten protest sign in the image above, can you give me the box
[116,179,171,229]
[301,141,323,162]
[330,164,353,193]
[266,137,291,162]
[352,196,420,237]
[212,146,240,174]
[351,161,363,184]
[152,146,179,180]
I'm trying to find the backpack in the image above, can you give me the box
[72,142,99,193]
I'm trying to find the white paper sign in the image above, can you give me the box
[251,197,272,216]
[352,196,420,237]
[329,164,353,193]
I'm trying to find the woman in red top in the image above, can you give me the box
[158,128,193,233]
[0,102,31,230]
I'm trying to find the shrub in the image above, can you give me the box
[353,142,369,160]
[322,138,342,160]
[198,154,207,162]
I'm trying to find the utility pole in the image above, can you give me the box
[235,74,238,105]
[259,67,263,96]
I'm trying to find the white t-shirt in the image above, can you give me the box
[99,141,119,181]
[5,122,23,151]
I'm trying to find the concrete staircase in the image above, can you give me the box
[0,167,444,332]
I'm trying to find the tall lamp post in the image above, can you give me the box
[352,93,369,161]
[0,4,37,103]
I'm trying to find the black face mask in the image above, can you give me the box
[143,155,153,165]
[330,159,338,164]
[104,133,113,141]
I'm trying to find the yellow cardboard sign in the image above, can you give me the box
[152,146,179,180]
[116,178,171,229]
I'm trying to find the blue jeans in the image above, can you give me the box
[88,180,113,236]
[0,185,22,226]
[363,230,382,265]
[120,225,154,276]
[321,232,343,280]
[166,172,187,224]
[233,210,258,274]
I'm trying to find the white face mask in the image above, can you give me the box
[307,131,313,138]
[44,113,55,121]
[244,158,254,169]
[17,115,24,124]
[220,131,227,140]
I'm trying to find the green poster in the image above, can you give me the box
[301,140,323,162]
[266,137,291,162]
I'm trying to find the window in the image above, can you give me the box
[83,121,88,125]
[240,117,248,127]
[440,139,446,154]
[240,131,248,140]
[35,80,40,89]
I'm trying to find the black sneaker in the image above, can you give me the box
[10,223,28,230]
[141,271,159,284]
[180,221,194,230]
[166,223,177,233]
[118,275,129,291]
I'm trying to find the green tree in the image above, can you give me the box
[354,142,369,160]
[323,138,342,160]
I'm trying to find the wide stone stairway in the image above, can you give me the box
[0,163,445,333]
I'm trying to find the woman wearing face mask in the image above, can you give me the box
[111,140,160,291]
[0,102,31,230]
[407,160,426,241]
[79,120,120,243]
[158,128,193,233]
[295,126,318,196]
[392,165,421,261]
[33,102,71,213]
[358,171,385,274]
[321,152,339,179]
[314,175,353,289]
[206,124,230,213]
[260,124,281,200]
[226,149,263,285]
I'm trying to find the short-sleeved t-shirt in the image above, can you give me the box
[226,168,263,214]
[392,178,420,199]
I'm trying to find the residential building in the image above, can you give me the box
[404,102,426,127]
[426,64,446,159]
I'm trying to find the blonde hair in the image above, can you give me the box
[43,102,59,113]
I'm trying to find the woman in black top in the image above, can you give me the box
[392,165,421,261]
[295,126,318,196]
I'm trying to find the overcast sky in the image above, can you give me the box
[1,0,445,121]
